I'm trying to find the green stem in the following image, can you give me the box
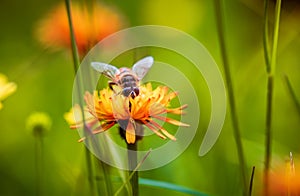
[263,0,271,73]
[214,0,248,194]
[65,0,80,72]
[65,1,97,195]
[114,149,151,196]
[127,143,139,196]
[264,74,274,196]
[35,134,43,196]
[65,1,114,195]
[89,129,113,196]
[263,0,281,195]
[84,139,96,196]
[270,0,281,76]
[97,159,113,196]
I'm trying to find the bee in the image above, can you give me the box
[91,56,154,98]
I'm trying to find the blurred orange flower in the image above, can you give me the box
[73,83,189,144]
[268,154,300,196]
[36,2,124,56]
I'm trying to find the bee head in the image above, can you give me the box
[122,87,139,98]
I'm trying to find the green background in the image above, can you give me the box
[0,0,299,195]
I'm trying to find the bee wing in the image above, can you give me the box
[132,56,154,80]
[91,62,120,80]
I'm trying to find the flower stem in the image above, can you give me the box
[64,1,97,195]
[270,0,281,76]
[65,0,80,72]
[83,138,96,196]
[263,0,271,73]
[97,159,113,196]
[248,166,255,196]
[263,0,281,195]
[114,149,151,196]
[264,74,274,195]
[35,134,43,196]
[214,0,248,194]
[127,142,139,196]
[65,1,115,195]
[89,129,113,196]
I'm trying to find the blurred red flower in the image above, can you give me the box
[35,2,124,56]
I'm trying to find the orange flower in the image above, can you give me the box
[268,155,300,196]
[81,83,189,144]
[36,2,124,56]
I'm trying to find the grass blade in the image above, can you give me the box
[270,0,281,75]
[263,0,281,195]
[139,178,209,196]
[214,0,248,194]
[248,166,255,196]
[65,1,96,195]
[263,0,271,72]
[283,75,300,116]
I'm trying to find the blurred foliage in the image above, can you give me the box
[0,0,300,195]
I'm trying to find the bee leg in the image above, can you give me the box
[133,87,139,97]
[129,87,139,98]
[131,91,137,99]
[108,81,117,91]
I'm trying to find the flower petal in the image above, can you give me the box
[77,121,116,142]
[142,120,166,140]
[112,94,130,119]
[93,121,116,134]
[149,120,176,141]
[167,104,188,115]
[149,102,167,116]
[153,115,190,127]
[126,119,136,144]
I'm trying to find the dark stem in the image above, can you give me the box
[127,143,138,196]
[248,166,255,196]
[214,0,248,194]
[264,75,274,196]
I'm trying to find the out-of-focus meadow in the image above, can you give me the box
[0,0,300,195]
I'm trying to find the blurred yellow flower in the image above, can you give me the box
[26,112,52,136]
[0,73,17,110]
[81,83,189,144]
[64,104,97,129]
[35,2,125,56]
